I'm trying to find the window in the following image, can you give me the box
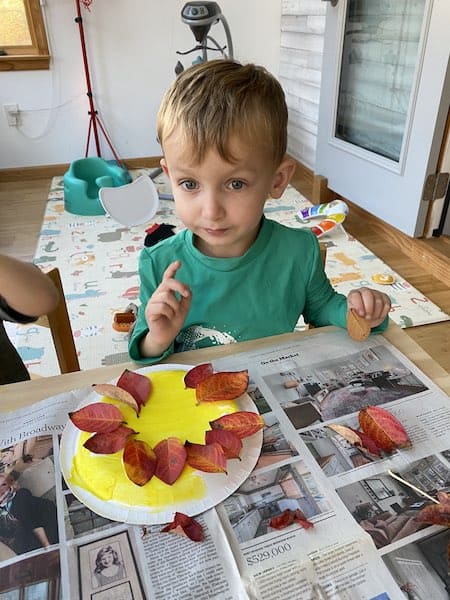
[0,0,50,71]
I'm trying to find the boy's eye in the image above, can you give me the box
[180,180,197,191]
[229,180,245,190]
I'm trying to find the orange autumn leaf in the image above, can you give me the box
[205,429,242,459]
[93,383,139,414]
[416,492,450,527]
[84,425,136,454]
[184,363,214,389]
[123,439,157,486]
[210,411,264,439]
[69,402,124,433]
[117,369,152,412]
[358,406,411,453]
[154,437,187,485]
[161,512,204,542]
[196,370,249,403]
[185,441,227,474]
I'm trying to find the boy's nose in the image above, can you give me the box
[202,191,225,221]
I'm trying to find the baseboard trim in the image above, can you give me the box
[0,157,162,182]
[296,168,450,282]
[345,199,450,282]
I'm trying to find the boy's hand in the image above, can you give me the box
[347,287,391,329]
[141,260,191,356]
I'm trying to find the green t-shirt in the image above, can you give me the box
[129,218,388,363]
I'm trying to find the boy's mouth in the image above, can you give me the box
[204,227,228,236]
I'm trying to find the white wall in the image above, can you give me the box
[0,0,282,169]
[280,0,326,169]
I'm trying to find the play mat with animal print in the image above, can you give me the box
[12,169,449,377]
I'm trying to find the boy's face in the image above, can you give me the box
[161,131,293,258]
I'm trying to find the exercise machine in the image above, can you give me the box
[175,2,234,74]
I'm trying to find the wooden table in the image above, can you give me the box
[1,323,449,413]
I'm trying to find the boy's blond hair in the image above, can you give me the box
[157,59,288,168]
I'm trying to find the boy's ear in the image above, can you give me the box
[160,157,169,177]
[270,157,296,199]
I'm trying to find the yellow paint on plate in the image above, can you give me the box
[70,370,237,512]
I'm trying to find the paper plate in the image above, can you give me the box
[99,175,160,227]
[60,364,263,525]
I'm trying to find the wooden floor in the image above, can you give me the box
[1,174,450,375]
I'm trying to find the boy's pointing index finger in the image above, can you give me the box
[162,260,182,281]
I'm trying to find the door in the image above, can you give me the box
[315,0,450,237]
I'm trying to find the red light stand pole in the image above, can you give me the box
[74,0,124,166]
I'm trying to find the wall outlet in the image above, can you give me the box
[3,104,20,126]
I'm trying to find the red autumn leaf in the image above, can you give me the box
[84,425,136,454]
[358,405,411,453]
[123,439,157,486]
[349,428,382,457]
[69,402,124,433]
[269,509,314,530]
[185,441,227,473]
[326,423,382,459]
[205,429,242,459]
[161,512,204,542]
[196,370,249,403]
[93,383,139,414]
[184,363,214,389]
[210,411,265,439]
[154,437,187,485]
[293,509,314,529]
[269,509,295,530]
[117,369,152,412]
[416,492,450,527]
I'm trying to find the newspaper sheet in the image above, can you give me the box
[1,329,449,599]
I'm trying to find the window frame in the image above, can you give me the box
[0,0,50,71]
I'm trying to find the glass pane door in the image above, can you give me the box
[335,0,427,161]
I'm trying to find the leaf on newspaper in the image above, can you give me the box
[293,509,314,530]
[326,423,381,458]
[69,402,124,433]
[196,370,249,403]
[349,428,382,457]
[123,439,157,486]
[161,512,204,542]
[154,437,187,485]
[184,363,214,389]
[92,383,139,415]
[269,509,314,531]
[117,369,152,412]
[415,492,450,527]
[205,429,242,459]
[358,405,411,453]
[83,425,136,454]
[209,411,264,439]
[185,441,227,473]
[326,424,362,446]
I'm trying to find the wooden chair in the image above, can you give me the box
[319,242,327,268]
[308,242,328,330]
[36,268,80,374]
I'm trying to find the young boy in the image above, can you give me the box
[129,60,390,364]
[0,254,59,385]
